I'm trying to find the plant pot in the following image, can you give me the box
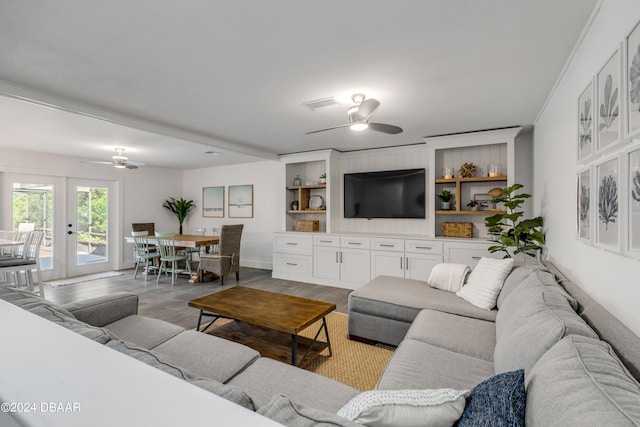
[470,206,478,211]
[320,178,326,184]
[488,232,501,242]
[441,202,451,210]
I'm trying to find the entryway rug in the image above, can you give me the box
[45,271,124,287]
[205,311,395,391]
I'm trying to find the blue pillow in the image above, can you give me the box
[457,369,525,427]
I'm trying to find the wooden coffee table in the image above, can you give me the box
[188,287,336,367]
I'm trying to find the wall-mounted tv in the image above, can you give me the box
[344,168,426,219]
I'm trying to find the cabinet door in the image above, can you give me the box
[370,250,404,279]
[444,242,500,269]
[340,248,371,284]
[313,246,340,281]
[405,253,443,281]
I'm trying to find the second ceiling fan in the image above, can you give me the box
[305,94,403,135]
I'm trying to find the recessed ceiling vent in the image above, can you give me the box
[302,97,340,111]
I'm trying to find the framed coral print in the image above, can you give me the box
[203,186,224,218]
[228,185,253,218]
[596,48,622,152]
[596,157,620,250]
[578,81,594,162]
[577,168,592,242]
[630,149,640,252]
[627,19,640,139]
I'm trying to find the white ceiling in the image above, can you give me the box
[0,1,598,170]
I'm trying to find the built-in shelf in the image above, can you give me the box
[434,176,507,184]
[287,210,327,214]
[286,184,327,190]
[435,210,506,215]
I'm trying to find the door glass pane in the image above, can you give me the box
[75,186,108,265]
[12,182,54,271]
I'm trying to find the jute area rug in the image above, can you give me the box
[205,312,395,391]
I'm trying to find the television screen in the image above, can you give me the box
[344,168,426,219]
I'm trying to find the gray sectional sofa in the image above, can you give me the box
[348,260,640,425]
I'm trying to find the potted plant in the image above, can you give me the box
[487,225,503,241]
[467,200,479,211]
[163,197,196,234]
[437,189,453,210]
[484,183,545,258]
[320,173,327,184]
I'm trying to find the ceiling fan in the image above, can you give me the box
[305,94,403,135]
[85,148,145,169]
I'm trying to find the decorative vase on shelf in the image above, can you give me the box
[293,175,302,186]
[441,202,451,210]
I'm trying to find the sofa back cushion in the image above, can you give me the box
[494,289,598,375]
[496,263,549,309]
[525,335,640,426]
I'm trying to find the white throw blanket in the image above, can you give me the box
[427,263,471,293]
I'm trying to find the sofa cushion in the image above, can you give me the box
[349,276,497,323]
[525,335,640,426]
[105,314,185,349]
[405,309,495,362]
[28,304,114,344]
[0,286,75,318]
[337,388,468,427]
[496,263,549,309]
[153,330,260,383]
[228,357,359,414]
[456,257,514,310]
[494,290,598,375]
[377,339,494,391]
[106,339,255,411]
[458,370,525,427]
[258,394,361,427]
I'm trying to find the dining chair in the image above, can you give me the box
[18,222,35,232]
[180,227,206,265]
[198,224,243,286]
[155,232,191,286]
[0,231,45,297]
[132,231,159,281]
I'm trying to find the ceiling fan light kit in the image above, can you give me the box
[305,93,402,135]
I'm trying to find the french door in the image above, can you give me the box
[4,174,116,280]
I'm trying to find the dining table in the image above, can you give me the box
[124,234,220,282]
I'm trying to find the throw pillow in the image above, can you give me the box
[427,263,470,293]
[456,257,514,310]
[457,370,525,427]
[337,388,468,427]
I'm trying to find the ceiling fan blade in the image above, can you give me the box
[368,123,404,134]
[356,98,381,121]
[305,124,350,135]
[125,164,139,169]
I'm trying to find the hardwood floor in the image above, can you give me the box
[43,267,352,330]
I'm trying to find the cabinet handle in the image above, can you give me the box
[286,262,298,266]
[320,240,332,243]
[380,244,394,248]
[286,242,298,246]
[335,251,339,263]
[472,256,482,260]
[405,257,408,270]
[347,242,362,245]
[339,252,343,263]
[400,257,403,270]
[415,246,432,250]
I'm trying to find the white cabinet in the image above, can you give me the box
[313,235,340,281]
[340,247,371,284]
[370,250,405,278]
[404,253,442,280]
[370,238,444,280]
[443,240,501,269]
[272,233,313,280]
[311,235,370,285]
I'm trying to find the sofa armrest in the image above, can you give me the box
[62,292,139,327]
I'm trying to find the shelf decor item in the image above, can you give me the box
[485,183,545,258]
[467,200,479,211]
[437,189,454,210]
[459,162,477,178]
[320,173,327,184]
[488,163,502,177]
[290,200,299,210]
[442,222,473,238]
[203,186,225,218]
[442,167,455,179]
[308,194,324,210]
[295,220,319,232]
[293,175,302,186]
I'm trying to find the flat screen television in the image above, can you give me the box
[344,168,426,219]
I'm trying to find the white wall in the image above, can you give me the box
[0,148,183,272]
[182,160,283,270]
[534,0,640,336]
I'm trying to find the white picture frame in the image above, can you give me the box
[228,184,254,218]
[578,80,595,162]
[626,19,640,139]
[596,47,623,152]
[629,148,640,253]
[595,156,621,251]
[577,168,592,243]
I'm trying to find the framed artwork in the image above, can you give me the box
[577,168,592,242]
[578,81,594,162]
[202,186,224,218]
[596,157,620,250]
[626,19,640,138]
[629,149,640,252]
[596,48,622,152]
[228,185,254,218]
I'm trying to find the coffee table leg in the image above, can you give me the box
[197,310,203,331]
[291,334,297,366]
[322,317,332,357]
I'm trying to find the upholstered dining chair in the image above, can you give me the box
[131,231,159,281]
[198,224,243,286]
[155,232,191,286]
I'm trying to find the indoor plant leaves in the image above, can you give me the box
[163,197,196,234]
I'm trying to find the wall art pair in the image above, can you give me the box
[202,185,253,218]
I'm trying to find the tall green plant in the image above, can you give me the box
[484,183,545,258]
[163,197,196,234]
